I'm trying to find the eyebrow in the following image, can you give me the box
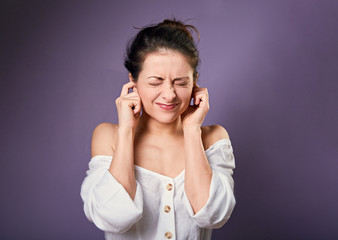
[147,76,189,80]
[173,77,189,81]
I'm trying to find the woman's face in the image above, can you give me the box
[133,49,195,124]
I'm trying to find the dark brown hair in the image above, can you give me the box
[124,19,200,81]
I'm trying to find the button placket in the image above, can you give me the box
[163,179,176,239]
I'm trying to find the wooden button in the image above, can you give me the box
[165,231,172,239]
[167,183,173,191]
[164,205,171,213]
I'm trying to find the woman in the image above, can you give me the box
[81,19,236,240]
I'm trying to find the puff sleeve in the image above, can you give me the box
[182,139,236,229]
[80,155,143,233]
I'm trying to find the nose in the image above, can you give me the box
[162,83,176,102]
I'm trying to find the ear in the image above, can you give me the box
[194,73,199,83]
[129,73,135,82]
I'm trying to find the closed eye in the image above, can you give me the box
[148,76,164,80]
[148,76,164,86]
[174,77,189,86]
[149,82,161,86]
[174,80,188,86]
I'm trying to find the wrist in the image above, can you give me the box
[117,126,135,137]
[183,125,202,135]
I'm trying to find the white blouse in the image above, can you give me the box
[80,138,236,240]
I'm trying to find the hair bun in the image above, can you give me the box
[159,19,199,42]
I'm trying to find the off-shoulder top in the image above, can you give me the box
[80,138,236,240]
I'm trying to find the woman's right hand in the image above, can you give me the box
[115,81,142,131]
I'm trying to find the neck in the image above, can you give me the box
[136,112,183,136]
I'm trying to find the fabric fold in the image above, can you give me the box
[80,155,143,233]
[182,139,236,228]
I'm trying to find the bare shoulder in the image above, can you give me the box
[201,124,230,150]
[91,122,118,158]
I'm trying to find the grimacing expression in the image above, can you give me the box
[132,49,195,124]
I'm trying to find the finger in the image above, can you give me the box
[195,90,208,105]
[200,94,207,106]
[120,82,136,97]
[132,100,141,115]
[132,86,139,94]
[191,90,199,105]
[125,91,139,98]
[125,93,141,113]
[195,94,202,105]
[124,97,140,112]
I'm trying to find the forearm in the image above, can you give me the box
[183,126,212,214]
[108,128,137,200]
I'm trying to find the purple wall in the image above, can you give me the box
[1,0,337,239]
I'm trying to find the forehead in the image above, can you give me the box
[141,50,193,76]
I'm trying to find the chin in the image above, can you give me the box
[144,110,181,124]
[154,114,180,124]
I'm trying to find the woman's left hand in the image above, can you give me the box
[181,83,209,129]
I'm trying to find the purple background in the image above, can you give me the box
[1,0,338,239]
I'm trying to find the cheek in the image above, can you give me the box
[181,87,193,98]
[177,89,193,104]
[137,87,157,104]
